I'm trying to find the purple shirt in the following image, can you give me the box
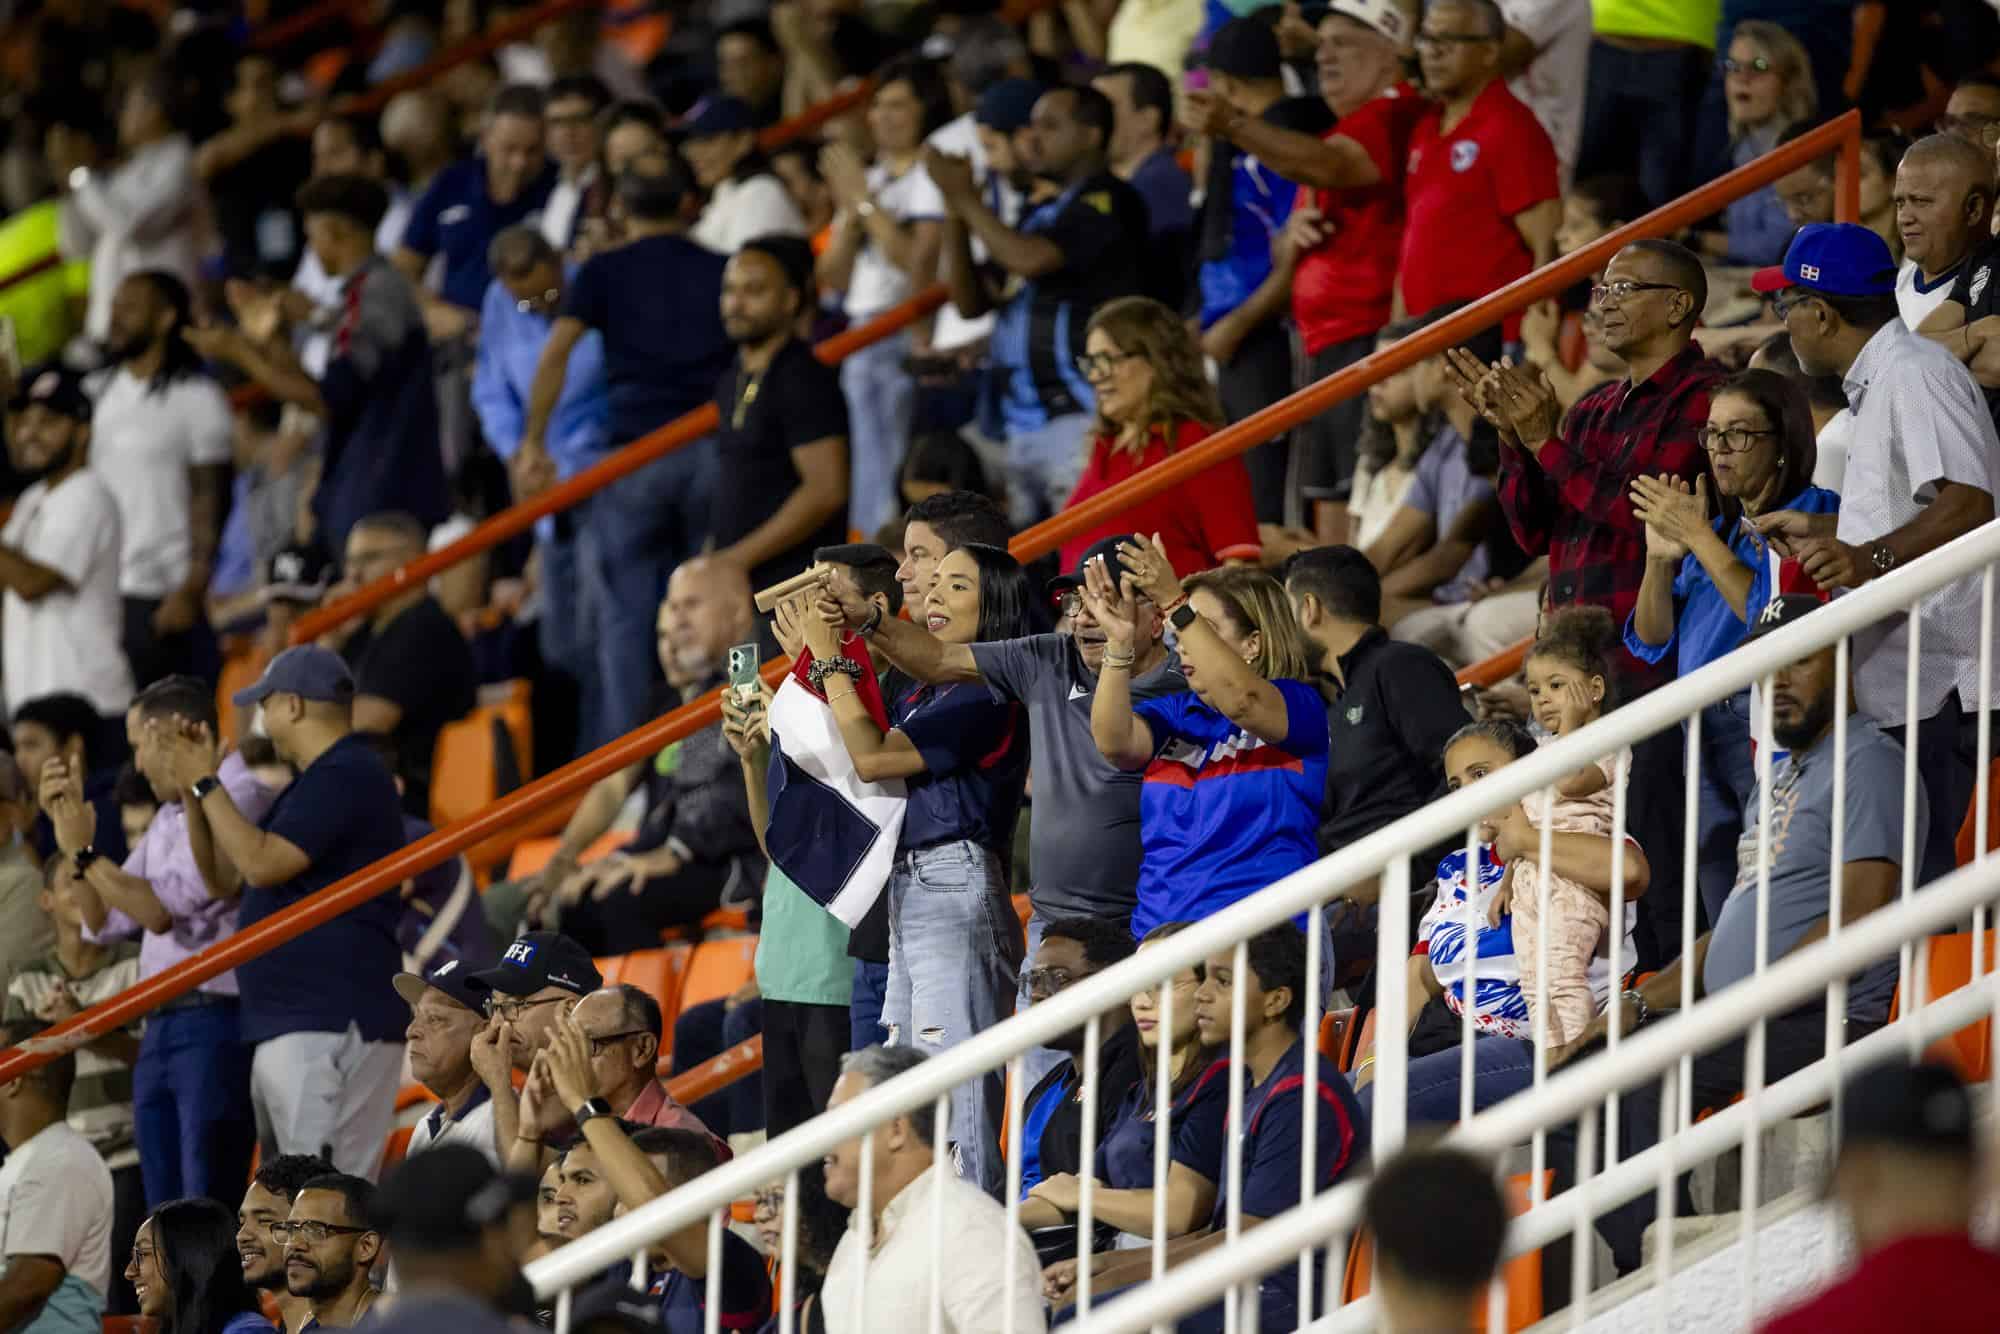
[84,750,274,995]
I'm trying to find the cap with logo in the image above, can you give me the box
[1750,223,1897,298]
[1324,0,1410,46]
[465,930,603,999]
[1839,1059,1974,1155]
[1203,17,1283,81]
[370,1144,539,1251]
[230,644,356,707]
[1743,592,1827,643]
[8,363,92,421]
[1046,534,1139,599]
[393,956,486,1014]
[265,543,334,605]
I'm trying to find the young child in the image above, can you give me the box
[1500,608,1631,1045]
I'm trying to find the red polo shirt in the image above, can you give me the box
[1290,82,1429,355]
[1059,420,1261,577]
[1759,1233,2000,1334]
[1399,78,1559,339]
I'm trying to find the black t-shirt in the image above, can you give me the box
[343,597,479,817]
[1317,628,1468,855]
[566,232,733,444]
[711,337,851,593]
[1948,239,2000,426]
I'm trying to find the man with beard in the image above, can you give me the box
[235,1154,332,1334]
[278,1174,380,1328]
[1542,594,1915,1286]
[0,365,133,722]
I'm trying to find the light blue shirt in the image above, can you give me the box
[471,270,611,539]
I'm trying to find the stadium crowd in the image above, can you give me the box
[2,0,2000,1330]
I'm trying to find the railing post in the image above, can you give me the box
[1836,126,1861,224]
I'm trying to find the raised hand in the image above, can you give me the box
[544,1012,599,1108]
[720,688,771,759]
[920,147,977,204]
[470,1015,514,1089]
[1080,552,1139,653]
[1114,533,1183,609]
[1629,473,1708,561]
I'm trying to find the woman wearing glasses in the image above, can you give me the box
[1625,368,1836,923]
[1058,297,1262,579]
[127,1197,273,1333]
[1701,21,1819,266]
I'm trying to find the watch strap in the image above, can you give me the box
[1170,603,1199,632]
[190,775,223,802]
[573,1096,613,1126]
[71,846,101,876]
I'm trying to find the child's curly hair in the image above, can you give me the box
[1526,605,1621,708]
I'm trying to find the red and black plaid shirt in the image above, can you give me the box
[1497,342,1724,693]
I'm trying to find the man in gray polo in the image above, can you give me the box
[822,535,1183,1084]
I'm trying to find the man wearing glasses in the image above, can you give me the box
[276,1174,380,1329]
[465,929,602,1164]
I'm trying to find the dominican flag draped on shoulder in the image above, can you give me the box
[764,636,908,927]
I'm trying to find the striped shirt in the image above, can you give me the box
[5,944,141,1169]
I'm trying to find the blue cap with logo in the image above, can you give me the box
[230,644,355,707]
[1750,222,1897,298]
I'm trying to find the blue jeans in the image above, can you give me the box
[883,840,1022,1195]
[1358,1030,1537,1127]
[1014,911,1070,1095]
[577,441,714,741]
[133,1000,254,1207]
[537,524,605,753]
[841,333,917,540]
[850,959,889,1051]
[1695,692,1758,929]
[1003,414,1091,528]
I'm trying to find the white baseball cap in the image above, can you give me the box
[1327,0,1412,47]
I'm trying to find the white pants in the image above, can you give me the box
[1391,589,1542,669]
[252,1026,404,1179]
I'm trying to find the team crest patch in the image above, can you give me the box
[1451,141,1480,173]
[1346,705,1364,725]
[1974,266,1992,305]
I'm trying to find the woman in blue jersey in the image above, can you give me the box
[804,541,1035,1194]
[1086,536,1328,936]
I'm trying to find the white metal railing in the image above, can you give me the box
[524,512,2000,1334]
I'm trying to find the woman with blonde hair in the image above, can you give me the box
[1060,296,1262,577]
[1705,20,1818,266]
[1087,539,1327,935]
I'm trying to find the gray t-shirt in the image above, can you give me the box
[969,633,1186,920]
[1703,715,1917,1022]
[1404,423,1496,604]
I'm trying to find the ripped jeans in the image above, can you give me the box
[882,840,1022,1196]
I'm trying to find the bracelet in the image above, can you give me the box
[1620,988,1651,1030]
[1101,648,1136,670]
[1160,593,1189,616]
[857,603,884,639]
[807,655,864,689]
[1353,1056,1376,1073]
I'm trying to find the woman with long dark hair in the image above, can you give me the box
[126,1197,273,1334]
[802,541,1035,1194]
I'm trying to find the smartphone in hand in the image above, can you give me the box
[728,642,763,706]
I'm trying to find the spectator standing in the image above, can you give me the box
[0,367,133,720]
[1400,0,1561,336]
[89,271,231,688]
[540,76,610,250]
[1758,1060,2000,1334]
[1752,223,2000,887]
[1059,298,1261,575]
[716,20,788,129]
[292,116,413,377]
[395,959,500,1164]
[1092,62,1193,308]
[125,1197,273,1334]
[234,1154,335,1334]
[1699,21,1817,267]
[1894,135,1995,333]
[711,238,852,606]
[819,1046,1046,1333]
[1364,1148,1509,1334]
[0,1023,113,1334]
[324,512,478,819]
[189,176,450,558]
[1573,0,1718,208]
[521,158,731,743]
[278,1175,380,1328]
[193,52,315,283]
[817,61,950,538]
[930,85,1150,526]
[47,675,269,1208]
[174,646,408,1176]
[54,69,200,344]
[684,99,809,256]
[0,753,55,986]
[925,21,1035,355]
[1496,1,1590,187]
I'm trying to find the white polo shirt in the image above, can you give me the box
[404,1085,500,1165]
[691,173,807,256]
[87,368,234,599]
[0,1120,114,1334]
[0,469,134,715]
[843,159,947,320]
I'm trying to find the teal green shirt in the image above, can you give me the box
[752,865,853,1007]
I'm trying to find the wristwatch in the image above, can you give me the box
[189,775,223,802]
[1865,541,1897,578]
[71,846,101,877]
[1170,603,1199,632]
[573,1097,613,1127]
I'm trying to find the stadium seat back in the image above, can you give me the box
[508,829,634,882]
[1339,1008,1376,1074]
[1888,930,1997,1082]
[610,945,696,1048]
[679,937,760,1015]
[1320,1009,1353,1064]
[377,1124,416,1177]
[429,679,533,831]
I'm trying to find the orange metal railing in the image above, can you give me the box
[0,110,1864,1081]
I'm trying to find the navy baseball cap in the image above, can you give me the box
[9,363,92,420]
[1750,223,1897,298]
[231,644,355,707]
[1840,1059,1975,1155]
[682,96,756,139]
[975,78,1043,133]
[466,930,602,999]
[1047,534,1139,598]
[393,956,486,1014]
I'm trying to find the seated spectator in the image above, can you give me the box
[801,543,1034,1193]
[124,1198,271,1334]
[1088,546,1326,937]
[770,142,838,250]
[321,512,478,818]
[1347,323,1430,552]
[526,1160,562,1264]
[748,1170,850,1332]
[684,99,809,256]
[899,431,995,511]
[1771,132,1836,233]
[820,1045,1046,1332]
[278,1175,380,1327]
[1628,369,1836,923]
[173,646,408,1176]
[1895,135,1995,333]
[465,930,603,1161]
[1758,1060,2000,1334]
[1747,331,1852,490]
[817,59,951,537]
[1697,22,1817,267]
[0,1020,113,1333]
[1092,61,1192,308]
[364,1146,539,1331]
[1,368,135,725]
[395,959,500,1164]
[1940,72,2000,153]
[542,75,611,250]
[716,19,788,130]
[1020,921,1225,1247]
[1857,134,1905,263]
[0,753,56,983]
[15,692,126,865]
[1547,595,1917,1279]
[1364,1147,1509,1334]
[1058,297,1261,577]
[234,1153,335,1334]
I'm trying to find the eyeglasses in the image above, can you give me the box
[585,1029,648,1054]
[127,1244,156,1270]
[1697,425,1777,454]
[485,994,571,1022]
[1075,350,1141,381]
[1720,55,1773,75]
[1024,966,1081,994]
[1589,280,1682,306]
[270,1221,369,1245]
[1769,291,1815,321]
[1940,112,2000,140]
[1414,29,1495,50]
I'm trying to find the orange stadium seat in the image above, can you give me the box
[429,679,533,832]
[1888,930,1997,1083]
[377,1124,416,1177]
[506,828,635,882]
[215,646,266,746]
[1342,1171,1550,1329]
[599,944,696,1047]
[1320,1009,1353,1064]
[679,937,760,1015]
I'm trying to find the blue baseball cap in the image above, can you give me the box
[975,78,1043,133]
[230,644,355,707]
[393,956,486,1014]
[1750,223,1897,298]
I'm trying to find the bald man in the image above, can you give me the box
[1895,135,1996,332]
[505,557,767,954]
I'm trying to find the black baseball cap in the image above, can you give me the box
[371,1145,539,1250]
[1203,17,1282,80]
[1743,592,1826,643]
[465,931,603,999]
[1046,534,1139,598]
[264,543,334,605]
[9,363,92,421]
[1841,1059,1975,1155]
[393,956,486,1014]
